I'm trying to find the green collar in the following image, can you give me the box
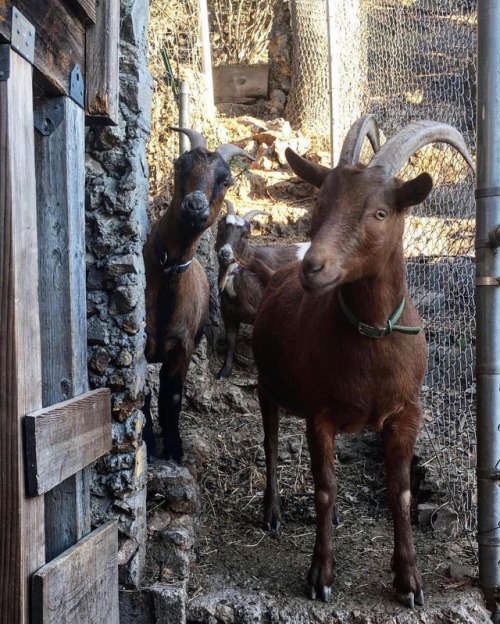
[338,290,422,339]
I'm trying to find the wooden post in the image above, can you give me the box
[34,95,91,561]
[0,45,45,624]
[85,0,120,124]
[198,0,215,118]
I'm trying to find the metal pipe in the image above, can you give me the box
[177,81,190,155]
[326,0,337,167]
[476,0,500,615]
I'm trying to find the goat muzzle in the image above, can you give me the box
[300,256,342,294]
[218,243,235,267]
[181,190,210,228]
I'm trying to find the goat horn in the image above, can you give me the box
[285,148,331,188]
[338,114,380,165]
[243,209,266,223]
[368,120,475,176]
[169,126,207,149]
[224,200,235,215]
[215,144,256,163]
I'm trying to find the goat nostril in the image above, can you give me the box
[303,259,324,275]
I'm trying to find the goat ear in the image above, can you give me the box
[285,148,331,188]
[395,172,433,211]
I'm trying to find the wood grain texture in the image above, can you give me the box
[25,389,112,497]
[85,0,119,124]
[0,0,85,97]
[32,521,119,624]
[0,47,45,624]
[66,0,96,24]
[213,64,269,103]
[34,95,91,560]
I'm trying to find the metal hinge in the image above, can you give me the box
[11,7,35,65]
[34,99,65,136]
[70,64,84,107]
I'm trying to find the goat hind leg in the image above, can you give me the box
[158,363,184,462]
[383,414,424,608]
[142,382,156,460]
[259,382,281,534]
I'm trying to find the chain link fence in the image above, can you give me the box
[323,0,478,544]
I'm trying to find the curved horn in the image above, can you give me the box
[215,144,255,163]
[338,114,380,165]
[368,120,475,176]
[285,147,331,188]
[243,209,266,223]
[169,126,207,149]
[224,199,235,215]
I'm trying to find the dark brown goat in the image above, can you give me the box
[251,119,474,606]
[143,127,253,461]
[215,200,310,378]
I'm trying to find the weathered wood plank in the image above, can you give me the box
[66,0,96,25]
[25,389,112,497]
[85,0,119,124]
[0,1,85,97]
[32,521,119,624]
[0,46,45,624]
[213,64,269,103]
[34,94,93,560]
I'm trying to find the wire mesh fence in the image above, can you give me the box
[325,0,477,544]
[149,0,478,549]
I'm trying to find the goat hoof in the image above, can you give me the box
[332,510,340,526]
[265,520,281,536]
[397,592,415,609]
[321,586,331,602]
[415,589,425,606]
[216,367,230,380]
[307,585,331,602]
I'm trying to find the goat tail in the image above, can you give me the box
[236,252,275,289]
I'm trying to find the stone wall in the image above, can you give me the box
[85,0,152,588]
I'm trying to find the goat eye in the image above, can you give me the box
[375,209,387,220]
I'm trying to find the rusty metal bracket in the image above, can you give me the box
[0,45,10,81]
[34,99,65,136]
[70,64,84,108]
[11,7,35,64]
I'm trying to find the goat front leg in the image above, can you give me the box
[383,412,424,608]
[259,382,281,533]
[306,413,337,602]
[158,362,185,462]
[217,316,240,379]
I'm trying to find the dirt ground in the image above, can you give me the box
[144,111,488,623]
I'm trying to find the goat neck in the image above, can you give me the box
[151,206,206,272]
[337,253,409,331]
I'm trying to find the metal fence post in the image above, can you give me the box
[476,0,500,615]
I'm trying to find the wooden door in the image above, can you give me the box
[0,1,120,622]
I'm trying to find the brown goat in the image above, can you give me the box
[215,200,310,378]
[143,127,253,461]
[251,119,474,606]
